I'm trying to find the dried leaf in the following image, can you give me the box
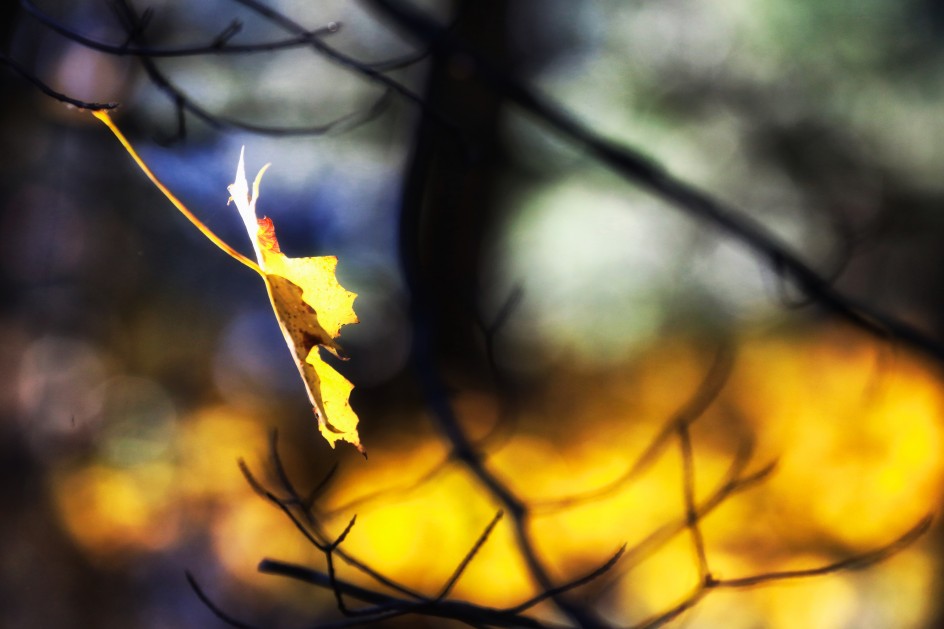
[93,111,362,452]
[229,150,361,452]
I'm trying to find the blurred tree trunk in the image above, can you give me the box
[398,0,514,376]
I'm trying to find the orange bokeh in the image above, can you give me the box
[50,325,944,626]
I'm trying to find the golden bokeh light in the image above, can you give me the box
[52,461,180,559]
[49,325,944,626]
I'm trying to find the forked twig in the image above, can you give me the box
[613,448,776,577]
[632,515,933,629]
[506,545,627,615]
[533,345,735,513]
[677,421,712,584]
[718,514,932,588]
[239,441,427,601]
[19,0,339,57]
[109,0,393,142]
[258,559,565,628]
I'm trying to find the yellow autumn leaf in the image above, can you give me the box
[228,150,361,452]
[92,111,362,453]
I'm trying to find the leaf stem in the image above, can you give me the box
[92,110,263,275]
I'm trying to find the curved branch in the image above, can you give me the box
[258,559,564,628]
[20,0,340,57]
[110,0,392,141]
[632,515,933,629]
[717,514,933,589]
[367,0,944,365]
[1,52,117,110]
[186,572,263,629]
[532,345,734,513]
[229,0,458,133]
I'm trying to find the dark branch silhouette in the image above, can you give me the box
[632,515,933,629]
[0,51,117,110]
[20,0,340,57]
[366,0,944,366]
[109,0,395,142]
[532,345,736,513]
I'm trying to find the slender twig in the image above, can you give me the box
[186,572,263,629]
[258,560,564,628]
[227,0,466,147]
[632,515,932,629]
[717,515,932,588]
[616,455,776,574]
[305,462,340,512]
[464,286,527,452]
[473,285,524,389]
[677,422,712,583]
[229,0,429,112]
[19,0,340,57]
[437,511,504,600]
[591,443,775,606]
[506,545,626,614]
[263,434,428,601]
[362,9,466,72]
[321,453,451,517]
[1,52,118,110]
[115,0,393,141]
[413,350,611,626]
[240,449,428,602]
[533,345,734,513]
[326,516,360,615]
[238,459,329,552]
[365,47,430,72]
[210,19,244,48]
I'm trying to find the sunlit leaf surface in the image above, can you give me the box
[92,111,361,452]
[228,151,361,451]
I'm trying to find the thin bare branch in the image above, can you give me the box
[229,0,429,112]
[403,355,612,626]
[322,453,451,517]
[437,511,504,600]
[533,344,734,513]
[717,515,933,588]
[631,514,932,629]
[251,440,429,602]
[106,0,392,141]
[632,586,708,629]
[474,285,524,390]
[365,47,430,72]
[258,559,563,628]
[237,458,329,552]
[326,516,360,616]
[1,52,118,110]
[507,545,627,615]
[677,423,711,582]
[612,448,775,580]
[210,19,243,48]
[19,0,339,57]
[305,463,340,512]
[186,571,263,629]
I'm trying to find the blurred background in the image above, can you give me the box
[3,0,944,627]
